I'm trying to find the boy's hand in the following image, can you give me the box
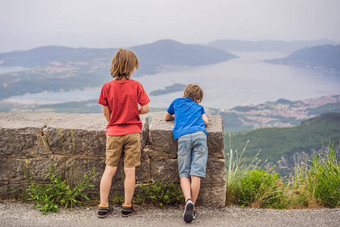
[164,112,174,121]
[103,106,111,122]
[139,104,150,114]
[202,114,208,126]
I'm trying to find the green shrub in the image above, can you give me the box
[138,181,184,208]
[225,136,262,205]
[292,147,340,208]
[236,169,285,208]
[25,163,97,214]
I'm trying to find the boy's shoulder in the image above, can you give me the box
[102,79,142,87]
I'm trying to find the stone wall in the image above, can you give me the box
[0,113,225,206]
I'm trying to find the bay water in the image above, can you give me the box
[2,52,340,109]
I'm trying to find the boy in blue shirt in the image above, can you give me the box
[164,84,208,223]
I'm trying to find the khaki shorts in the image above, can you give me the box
[105,133,141,168]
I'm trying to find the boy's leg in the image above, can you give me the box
[99,165,118,207]
[177,134,192,202]
[123,167,136,205]
[190,131,208,204]
[121,133,141,216]
[180,177,192,201]
[190,176,201,204]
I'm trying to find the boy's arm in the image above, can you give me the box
[202,114,208,126]
[139,104,150,114]
[103,105,111,122]
[164,112,174,121]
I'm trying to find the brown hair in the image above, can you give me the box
[184,84,204,102]
[110,48,139,80]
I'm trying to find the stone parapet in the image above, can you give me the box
[0,113,225,207]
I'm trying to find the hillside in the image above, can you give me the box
[0,40,237,99]
[131,40,237,74]
[218,95,340,132]
[267,44,340,75]
[206,39,336,53]
[226,113,340,173]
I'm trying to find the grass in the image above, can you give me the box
[226,141,340,209]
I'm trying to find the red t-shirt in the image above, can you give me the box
[98,79,150,136]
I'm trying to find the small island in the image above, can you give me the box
[149,83,186,96]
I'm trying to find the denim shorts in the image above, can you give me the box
[177,131,208,178]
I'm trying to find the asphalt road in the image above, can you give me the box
[0,202,339,227]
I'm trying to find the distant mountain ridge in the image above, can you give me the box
[206,39,336,53]
[0,40,237,99]
[131,39,237,74]
[266,44,340,75]
[0,46,116,67]
[0,39,237,74]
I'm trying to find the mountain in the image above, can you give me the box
[206,39,336,53]
[131,39,237,74]
[226,113,340,175]
[266,44,340,75]
[0,46,116,68]
[0,39,237,73]
[0,40,237,99]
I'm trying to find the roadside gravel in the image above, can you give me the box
[0,202,339,227]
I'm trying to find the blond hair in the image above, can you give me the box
[184,84,204,102]
[110,48,139,80]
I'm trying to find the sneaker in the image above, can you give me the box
[183,199,194,223]
[193,209,197,220]
[97,205,114,218]
[121,204,139,217]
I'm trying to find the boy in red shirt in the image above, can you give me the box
[97,49,150,218]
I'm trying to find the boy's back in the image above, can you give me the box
[167,97,207,140]
[98,79,149,135]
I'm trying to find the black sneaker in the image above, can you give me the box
[193,209,197,221]
[183,199,194,223]
[121,204,139,217]
[97,205,114,218]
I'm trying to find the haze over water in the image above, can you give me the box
[133,51,340,108]
[2,52,340,109]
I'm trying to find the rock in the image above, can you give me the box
[45,114,148,156]
[136,149,151,183]
[150,158,179,183]
[149,114,225,159]
[0,158,8,185]
[197,183,226,207]
[0,113,53,157]
[202,157,226,185]
[149,114,177,157]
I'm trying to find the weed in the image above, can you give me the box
[235,169,285,208]
[138,181,184,208]
[290,146,340,208]
[225,135,262,205]
[25,163,97,214]
[111,195,124,205]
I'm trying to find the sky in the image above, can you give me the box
[0,0,340,52]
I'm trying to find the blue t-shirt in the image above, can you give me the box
[167,97,207,140]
